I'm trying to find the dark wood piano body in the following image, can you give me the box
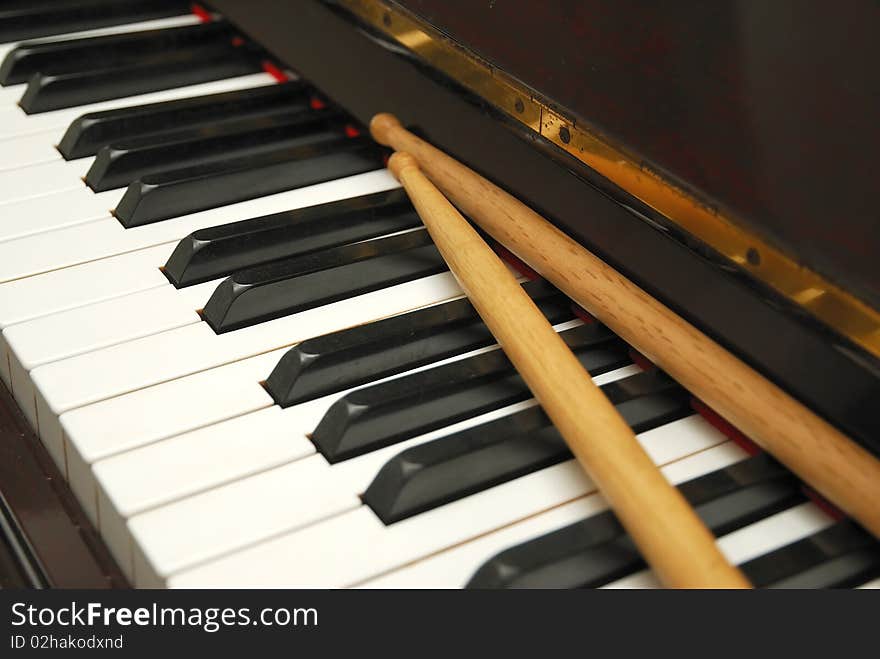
[0,0,877,587]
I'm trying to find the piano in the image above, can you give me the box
[0,0,878,589]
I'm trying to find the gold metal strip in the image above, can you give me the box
[338,0,880,358]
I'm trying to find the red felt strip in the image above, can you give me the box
[261,61,289,82]
[628,349,655,371]
[572,305,597,324]
[691,398,762,456]
[492,243,540,280]
[801,486,846,521]
[191,3,212,22]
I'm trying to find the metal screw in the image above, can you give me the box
[383,12,391,26]
[514,98,524,113]
[746,247,761,266]
[559,126,571,144]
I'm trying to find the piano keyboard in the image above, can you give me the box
[1,2,878,589]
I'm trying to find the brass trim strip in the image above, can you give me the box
[338,0,880,358]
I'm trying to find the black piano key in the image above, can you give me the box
[165,188,419,288]
[266,278,572,407]
[1,20,236,85]
[18,42,262,114]
[85,108,342,191]
[0,0,185,44]
[57,82,310,160]
[742,521,880,588]
[465,453,803,588]
[311,323,632,464]
[202,228,446,334]
[363,369,692,524]
[114,138,381,227]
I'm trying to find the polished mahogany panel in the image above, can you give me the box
[0,381,126,588]
[398,0,880,310]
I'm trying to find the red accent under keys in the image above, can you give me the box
[492,243,540,280]
[344,124,361,138]
[231,36,245,47]
[572,305,597,324]
[628,349,655,371]
[691,398,762,456]
[694,399,848,524]
[261,61,289,82]
[801,486,846,521]
[310,97,327,110]
[191,3,212,21]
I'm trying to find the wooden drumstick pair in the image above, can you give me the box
[370,113,880,589]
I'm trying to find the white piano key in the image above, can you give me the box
[0,186,118,245]
[33,269,463,463]
[54,265,534,490]
[71,318,597,512]
[128,440,397,585]
[65,350,283,471]
[5,278,214,396]
[0,15,204,65]
[0,129,65,173]
[70,323,540,509]
[4,169,392,393]
[0,242,174,329]
[858,578,880,589]
[0,168,396,283]
[165,414,728,588]
[77,331,556,478]
[368,496,610,590]
[96,356,632,580]
[126,366,634,586]
[717,501,835,565]
[0,73,275,141]
[92,407,300,578]
[0,84,24,105]
[97,405,317,580]
[0,242,174,390]
[65,350,285,522]
[602,502,835,589]
[363,441,750,588]
[6,225,448,405]
[0,107,21,124]
[0,158,92,207]
[0,76,278,178]
[7,349,32,428]
[89,348,620,516]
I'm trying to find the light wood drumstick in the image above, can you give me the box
[386,151,750,589]
[371,113,880,541]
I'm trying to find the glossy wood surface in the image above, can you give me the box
[0,381,126,588]
[398,0,880,311]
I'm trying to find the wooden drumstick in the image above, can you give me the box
[386,151,750,589]
[371,113,880,541]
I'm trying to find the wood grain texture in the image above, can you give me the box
[386,151,750,588]
[371,113,880,541]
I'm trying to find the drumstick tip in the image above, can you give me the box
[370,112,401,145]
[387,151,419,179]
